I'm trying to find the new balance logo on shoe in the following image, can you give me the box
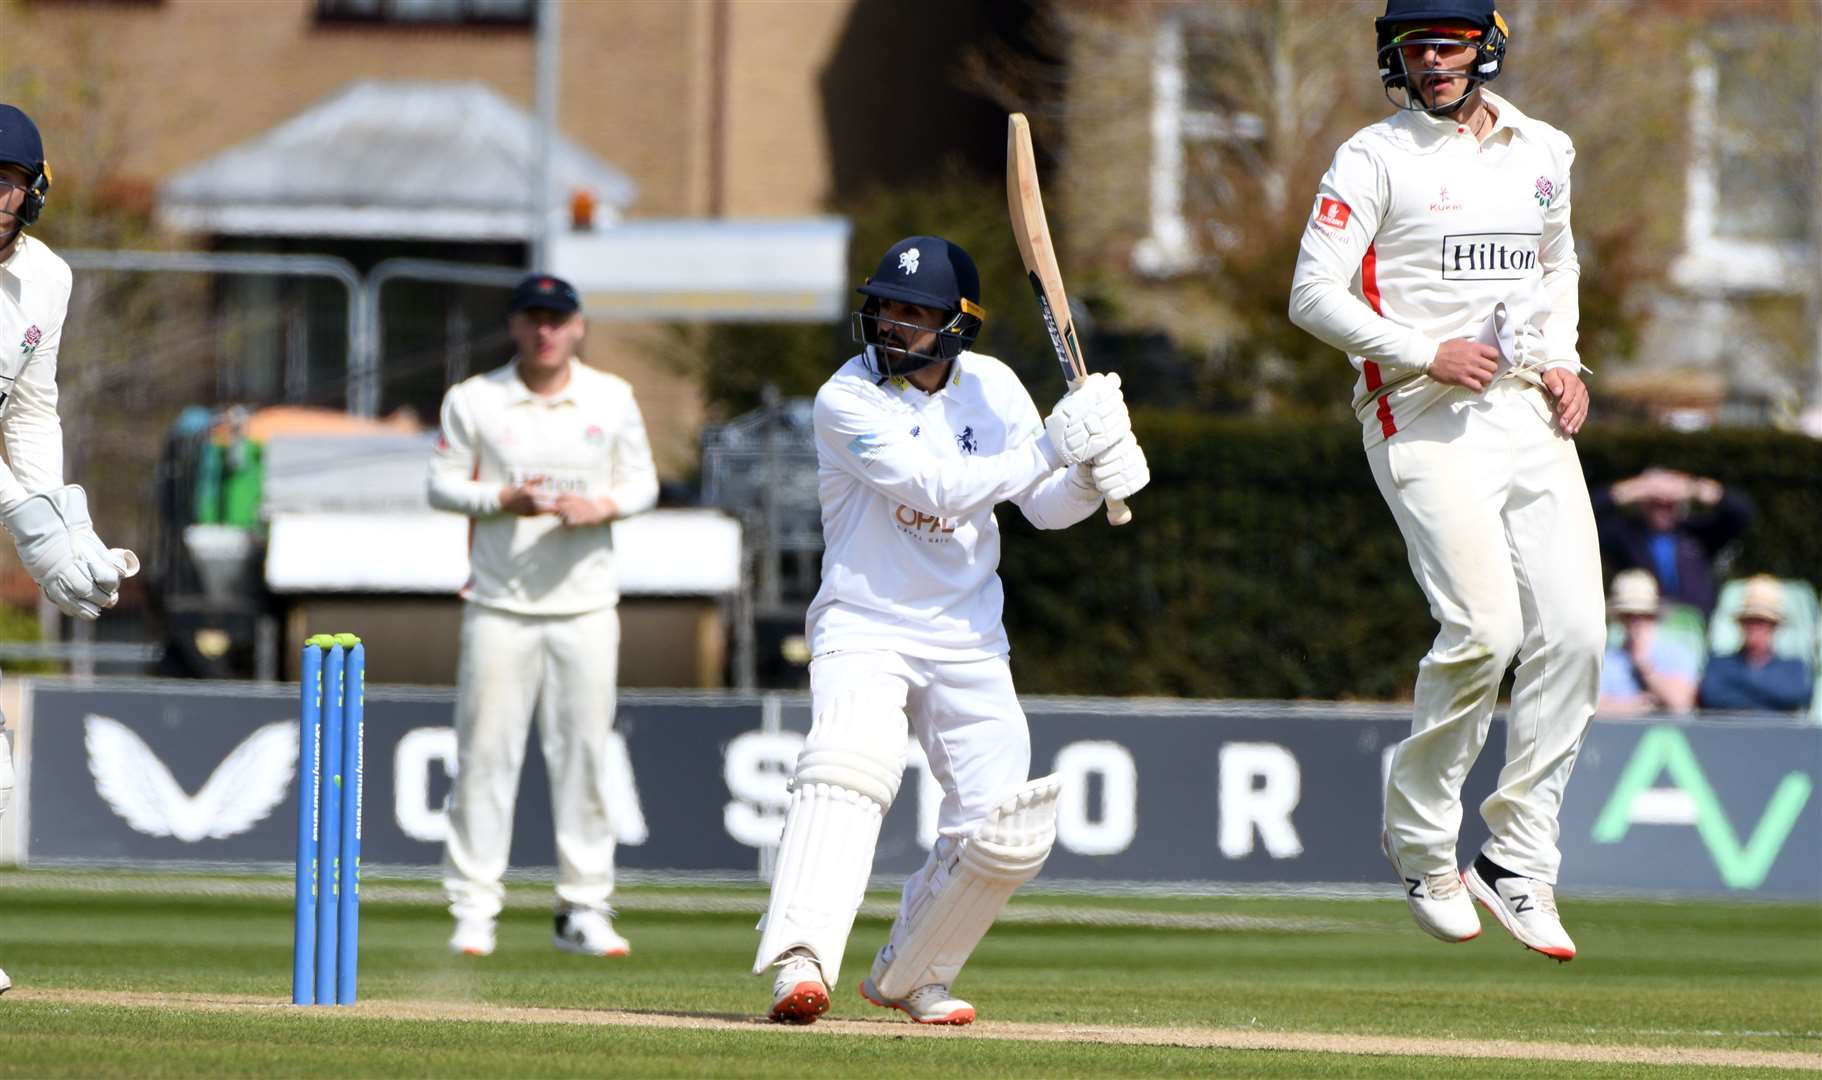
[1380,833,1481,943]
[1462,863,1575,962]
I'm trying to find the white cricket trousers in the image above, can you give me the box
[1367,380,1604,884]
[0,719,12,820]
[443,602,621,920]
[811,650,1032,957]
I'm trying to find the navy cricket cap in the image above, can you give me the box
[508,273,580,315]
[1376,0,1498,30]
[0,105,45,173]
[857,236,980,315]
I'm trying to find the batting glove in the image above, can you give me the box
[0,485,138,620]
[1043,373,1131,466]
[1089,433,1149,502]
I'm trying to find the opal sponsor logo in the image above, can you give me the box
[893,503,957,542]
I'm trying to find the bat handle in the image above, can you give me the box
[1106,497,1132,526]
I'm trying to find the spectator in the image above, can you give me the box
[1698,575,1814,713]
[1594,467,1752,617]
[1599,570,1700,715]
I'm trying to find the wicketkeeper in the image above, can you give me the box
[1289,0,1602,961]
[0,103,143,996]
[756,236,1149,1025]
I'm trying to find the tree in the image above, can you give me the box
[672,166,1069,421]
[1050,0,1703,417]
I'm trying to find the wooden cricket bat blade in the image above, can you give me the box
[1006,111,1132,526]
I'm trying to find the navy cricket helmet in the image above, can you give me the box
[0,104,50,228]
[852,236,986,379]
[1375,0,1509,116]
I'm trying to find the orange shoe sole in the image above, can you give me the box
[769,981,830,1024]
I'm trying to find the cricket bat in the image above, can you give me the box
[1007,112,1132,526]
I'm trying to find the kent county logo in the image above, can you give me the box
[1534,176,1555,207]
[20,324,41,356]
[898,247,921,275]
[955,426,977,454]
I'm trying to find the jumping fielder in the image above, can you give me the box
[756,236,1148,1024]
[428,273,659,959]
[0,104,142,996]
[1289,1,1602,961]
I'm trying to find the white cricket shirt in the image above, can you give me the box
[1288,91,1581,448]
[0,234,69,507]
[806,349,1103,661]
[428,359,659,615]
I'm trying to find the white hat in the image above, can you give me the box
[1736,575,1785,624]
[1608,569,1660,616]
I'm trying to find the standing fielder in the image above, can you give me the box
[1289,1,1602,961]
[0,104,141,995]
[757,237,1147,1025]
[429,273,659,959]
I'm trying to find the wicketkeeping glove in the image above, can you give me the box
[1088,433,1149,502]
[1043,373,1131,466]
[0,485,140,620]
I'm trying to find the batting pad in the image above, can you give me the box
[872,773,1062,999]
[752,690,908,983]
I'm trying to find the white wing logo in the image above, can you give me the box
[898,247,920,275]
[85,714,297,843]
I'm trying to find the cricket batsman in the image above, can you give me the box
[1288,1,1603,960]
[755,236,1149,1024]
[0,103,142,995]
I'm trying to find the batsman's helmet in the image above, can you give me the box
[852,236,985,379]
[0,105,50,228]
[1375,0,1508,117]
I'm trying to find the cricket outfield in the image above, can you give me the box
[0,872,1815,1078]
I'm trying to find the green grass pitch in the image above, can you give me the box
[0,872,1815,1078]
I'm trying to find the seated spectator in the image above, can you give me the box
[1594,468,1753,617]
[1599,570,1701,715]
[1698,575,1814,713]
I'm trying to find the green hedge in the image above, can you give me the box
[998,415,1822,700]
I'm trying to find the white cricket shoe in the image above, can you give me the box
[1464,861,1576,962]
[448,915,497,957]
[553,908,630,958]
[0,966,10,994]
[767,947,830,1025]
[858,976,975,1026]
[1382,832,1481,943]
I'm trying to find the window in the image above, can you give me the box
[1709,28,1810,242]
[1675,24,1815,296]
[315,0,533,27]
[1135,11,1266,276]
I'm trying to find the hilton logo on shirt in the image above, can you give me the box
[1440,232,1541,281]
